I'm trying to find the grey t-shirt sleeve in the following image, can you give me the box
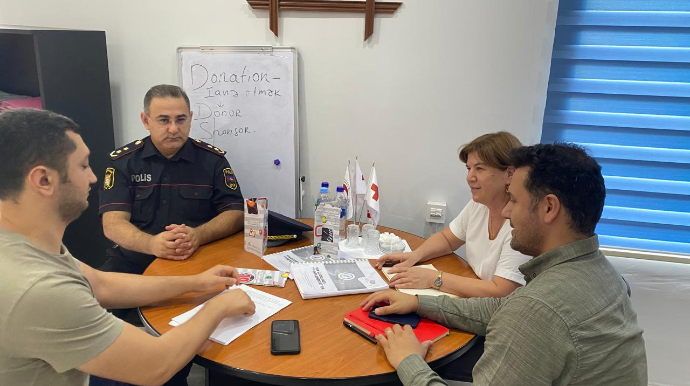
[5,273,124,373]
[472,295,574,385]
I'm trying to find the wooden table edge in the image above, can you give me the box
[138,220,479,385]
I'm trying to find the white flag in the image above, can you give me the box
[354,160,367,217]
[343,164,354,220]
[366,166,380,226]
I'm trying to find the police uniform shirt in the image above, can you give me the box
[98,137,243,259]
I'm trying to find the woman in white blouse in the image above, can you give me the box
[375,131,530,298]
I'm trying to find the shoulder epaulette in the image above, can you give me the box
[109,139,145,160]
[192,138,226,156]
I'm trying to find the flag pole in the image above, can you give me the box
[347,159,353,222]
[354,157,358,226]
[355,157,364,227]
[357,162,375,226]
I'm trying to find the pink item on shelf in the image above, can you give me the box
[1,97,43,110]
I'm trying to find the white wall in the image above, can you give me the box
[5,1,688,385]
[0,0,555,236]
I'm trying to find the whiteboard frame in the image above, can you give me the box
[176,45,300,217]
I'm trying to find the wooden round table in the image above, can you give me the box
[140,220,478,385]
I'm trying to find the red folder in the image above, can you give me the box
[343,307,449,344]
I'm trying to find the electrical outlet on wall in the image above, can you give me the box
[426,201,446,224]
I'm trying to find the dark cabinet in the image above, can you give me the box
[1,27,115,267]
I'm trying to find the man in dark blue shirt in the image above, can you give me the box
[98,85,244,275]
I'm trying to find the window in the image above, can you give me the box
[541,0,690,255]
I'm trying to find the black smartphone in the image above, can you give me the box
[369,306,421,328]
[271,320,301,355]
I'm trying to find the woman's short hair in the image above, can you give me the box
[459,131,522,170]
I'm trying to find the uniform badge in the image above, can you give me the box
[223,168,238,190]
[103,168,115,190]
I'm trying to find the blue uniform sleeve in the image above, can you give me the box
[213,157,244,213]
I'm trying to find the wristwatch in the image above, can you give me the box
[433,271,443,290]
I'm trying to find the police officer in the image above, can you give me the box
[98,85,244,276]
[98,85,244,386]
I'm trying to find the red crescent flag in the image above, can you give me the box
[343,165,354,220]
[366,166,380,226]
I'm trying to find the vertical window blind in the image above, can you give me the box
[541,0,690,254]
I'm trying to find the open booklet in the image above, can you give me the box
[291,259,389,299]
[262,245,338,278]
[382,264,459,299]
[169,285,291,345]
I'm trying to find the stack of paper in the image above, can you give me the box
[169,285,291,345]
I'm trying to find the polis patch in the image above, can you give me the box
[103,168,115,189]
[223,168,238,190]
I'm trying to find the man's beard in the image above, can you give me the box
[57,182,88,223]
[510,215,543,258]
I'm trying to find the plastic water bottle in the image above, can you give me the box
[335,186,348,240]
[316,182,331,207]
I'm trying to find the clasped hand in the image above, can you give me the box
[149,224,200,260]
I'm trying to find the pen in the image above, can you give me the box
[343,321,377,344]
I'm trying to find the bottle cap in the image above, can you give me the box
[336,186,344,192]
[321,182,329,188]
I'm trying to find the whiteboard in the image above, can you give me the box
[178,46,298,217]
